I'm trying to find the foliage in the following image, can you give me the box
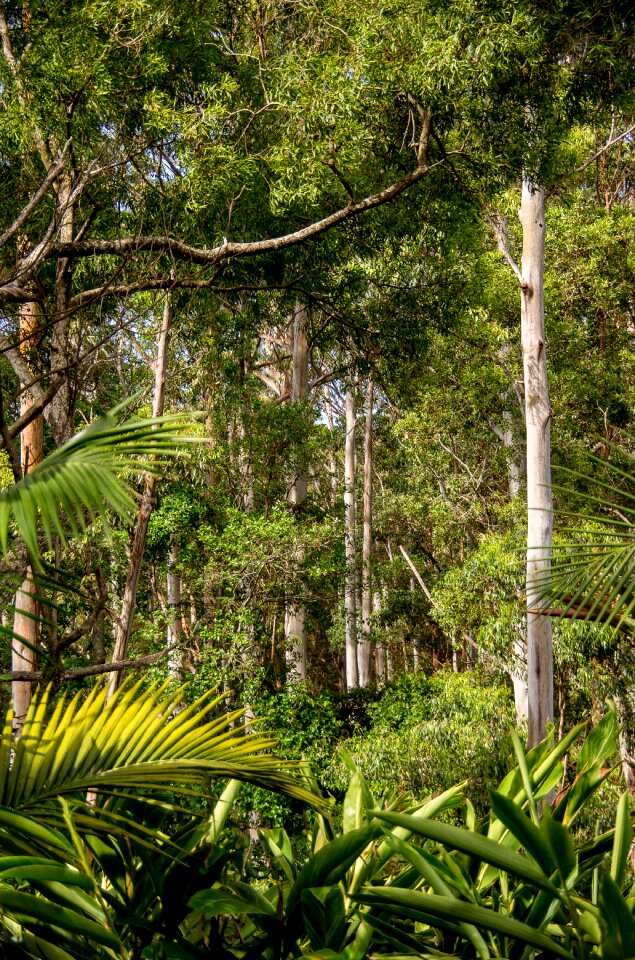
[0,680,327,958]
[324,670,517,813]
[0,406,199,563]
[138,704,632,960]
[357,707,630,959]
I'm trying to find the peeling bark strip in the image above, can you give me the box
[107,291,172,699]
[520,179,553,747]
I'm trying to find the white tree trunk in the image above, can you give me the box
[520,178,553,748]
[285,304,309,682]
[501,362,528,721]
[49,173,74,446]
[359,378,373,687]
[323,385,339,504]
[344,387,358,689]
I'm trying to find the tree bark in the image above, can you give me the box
[167,544,184,682]
[520,178,553,748]
[344,387,358,690]
[11,298,43,732]
[285,304,309,682]
[501,357,528,721]
[358,378,373,687]
[107,292,172,699]
[323,385,339,504]
[49,172,74,446]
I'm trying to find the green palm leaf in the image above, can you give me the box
[0,680,330,817]
[535,458,635,633]
[0,405,200,563]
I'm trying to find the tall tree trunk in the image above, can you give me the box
[167,544,184,682]
[358,378,373,687]
[285,304,309,683]
[502,369,528,721]
[344,387,358,690]
[323,385,339,504]
[12,299,44,732]
[107,292,172,699]
[520,178,553,748]
[49,173,74,446]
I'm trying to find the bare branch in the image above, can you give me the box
[487,212,522,282]
[7,644,178,681]
[50,161,442,265]
[55,584,109,654]
[399,544,435,604]
[0,378,65,448]
[574,123,635,174]
[0,141,71,250]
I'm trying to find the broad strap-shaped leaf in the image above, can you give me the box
[489,790,555,875]
[371,809,560,897]
[353,888,574,959]
[386,834,490,959]
[611,794,633,889]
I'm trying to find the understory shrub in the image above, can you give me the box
[323,668,517,812]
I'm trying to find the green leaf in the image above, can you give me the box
[611,794,633,889]
[371,810,560,897]
[342,772,374,834]
[0,406,201,566]
[598,873,635,959]
[287,825,380,921]
[301,886,346,950]
[354,889,574,958]
[489,790,555,874]
[188,886,276,918]
[0,887,119,947]
[540,808,577,888]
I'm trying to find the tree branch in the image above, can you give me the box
[0,141,71,250]
[574,123,635,174]
[7,644,178,681]
[487,212,522,283]
[50,161,441,265]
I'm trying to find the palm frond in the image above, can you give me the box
[0,406,201,563]
[0,680,330,817]
[536,456,635,633]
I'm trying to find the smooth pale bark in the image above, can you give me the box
[503,388,528,720]
[108,293,172,699]
[167,544,184,682]
[12,299,43,732]
[520,179,553,748]
[285,304,309,682]
[344,388,358,690]
[358,378,373,687]
[323,385,339,504]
